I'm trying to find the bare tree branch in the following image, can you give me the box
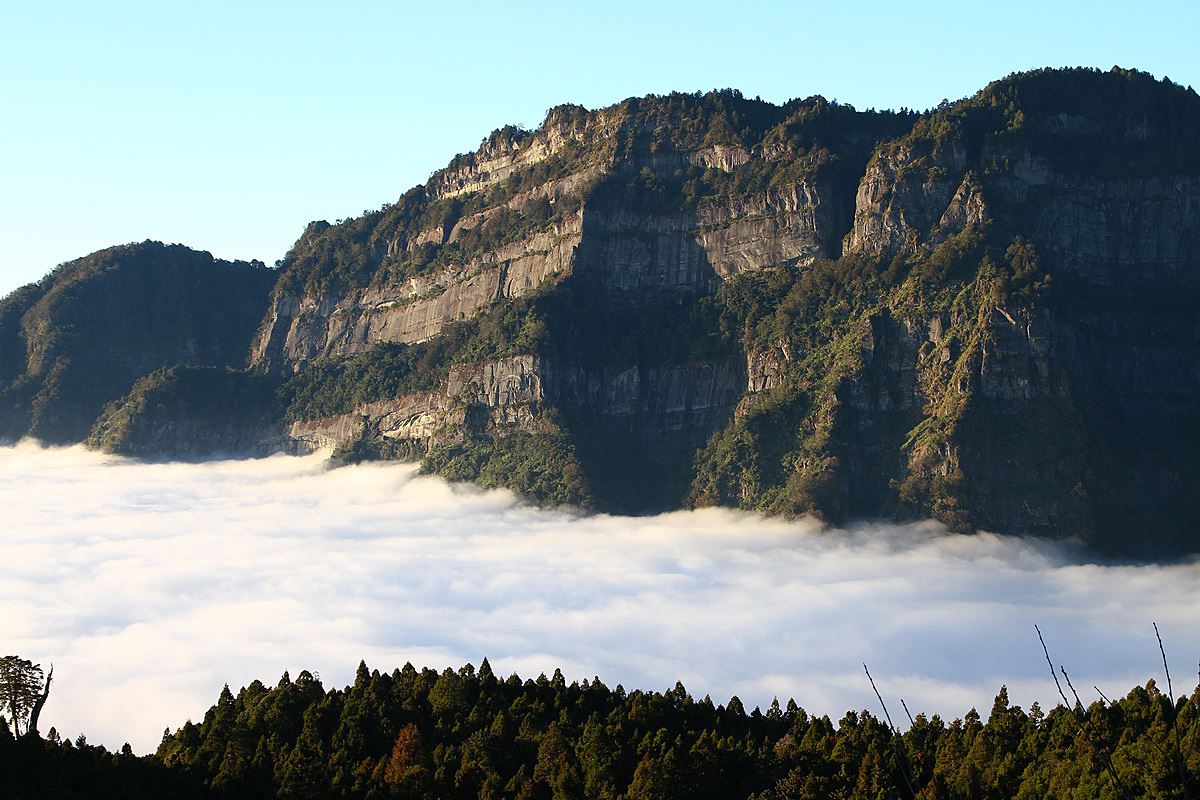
[1061,666,1084,711]
[1035,625,1132,800]
[1155,623,1190,800]
[864,663,918,799]
[1036,624,1073,710]
[900,697,916,727]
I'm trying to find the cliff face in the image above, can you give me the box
[11,68,1200,554]
[0,242,275,444]
[202,90,909,511]
[691,68,1200,554]
[255,219,584,364]
[274,352,745,511]
[250,95,887,369]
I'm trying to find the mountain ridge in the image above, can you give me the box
[3,66,1198,555]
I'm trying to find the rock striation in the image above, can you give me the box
[5,67,1199,554]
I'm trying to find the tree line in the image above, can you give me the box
[3,653,1198,799]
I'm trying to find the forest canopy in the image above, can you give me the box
[4,657,1198,799]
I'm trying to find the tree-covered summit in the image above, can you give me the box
[0,241,275,443]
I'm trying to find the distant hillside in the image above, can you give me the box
[0,242,274,443]
[4,66,1200,555]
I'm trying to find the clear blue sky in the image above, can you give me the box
[2,0,1196,295]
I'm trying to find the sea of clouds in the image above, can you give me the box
[1,443,1198,753]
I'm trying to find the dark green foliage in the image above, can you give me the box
[422,429,592,508]
[0,656,45,737]
[89,366,283,457]
[283,300,549,422]
[6,661,1187,800]
[0,734,209,800]
[974,66,1200,177]
[0,241,275,444]
[688,229,1050,524]
[0,283,45,389]
[4,660,1200,798]
[282,343,445,422]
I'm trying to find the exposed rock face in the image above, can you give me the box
[1002,168,1200,287]
[574,182,838,298]
[744,347,790,396]
[846,92,1200,284]
[9,68,1199,555]
[285,355,553,455]
[429,109,621,199]
[255,219,583,365]
[844,139,970,255]
[698,183,842,276]
[250,87,913,374]
[228,90,896,513]
[288,392,459,453]
[816,69,1200,551]
[282,354,742,472]
[549,358,743,432]
[252,105,877,368]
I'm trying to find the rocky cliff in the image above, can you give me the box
[691,68,1200,554]
[8,67,1200,555]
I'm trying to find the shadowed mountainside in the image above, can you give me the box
[4,66,1199,555]
[0,242,274,443]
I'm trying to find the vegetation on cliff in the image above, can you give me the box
[686,68,1200,554]
[4,67,1199,553]
[281,301,548,423]
[0,242,275,444]
[88,366,283,457]
[421,428,592,508]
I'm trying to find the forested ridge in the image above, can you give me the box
[4,659,1199,799]
[0,242,274,444]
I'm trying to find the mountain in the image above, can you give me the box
[0,242,274,443]
[4,66,1199,555]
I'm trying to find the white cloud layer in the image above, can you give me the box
[1,443,1197,753]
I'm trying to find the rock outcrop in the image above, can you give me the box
[7,68,1200,555]
[255,219,583,365]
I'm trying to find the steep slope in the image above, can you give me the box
[0,242,275,443]
[250,95,906,368]
[692,68,1200,554]
[66,68,1200,553]
[229,91,914,510]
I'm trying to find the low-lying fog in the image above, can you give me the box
[2,443,1197,753]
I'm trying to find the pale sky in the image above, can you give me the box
[2,0,1197,295]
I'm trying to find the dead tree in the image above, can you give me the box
[26,665,52,738]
